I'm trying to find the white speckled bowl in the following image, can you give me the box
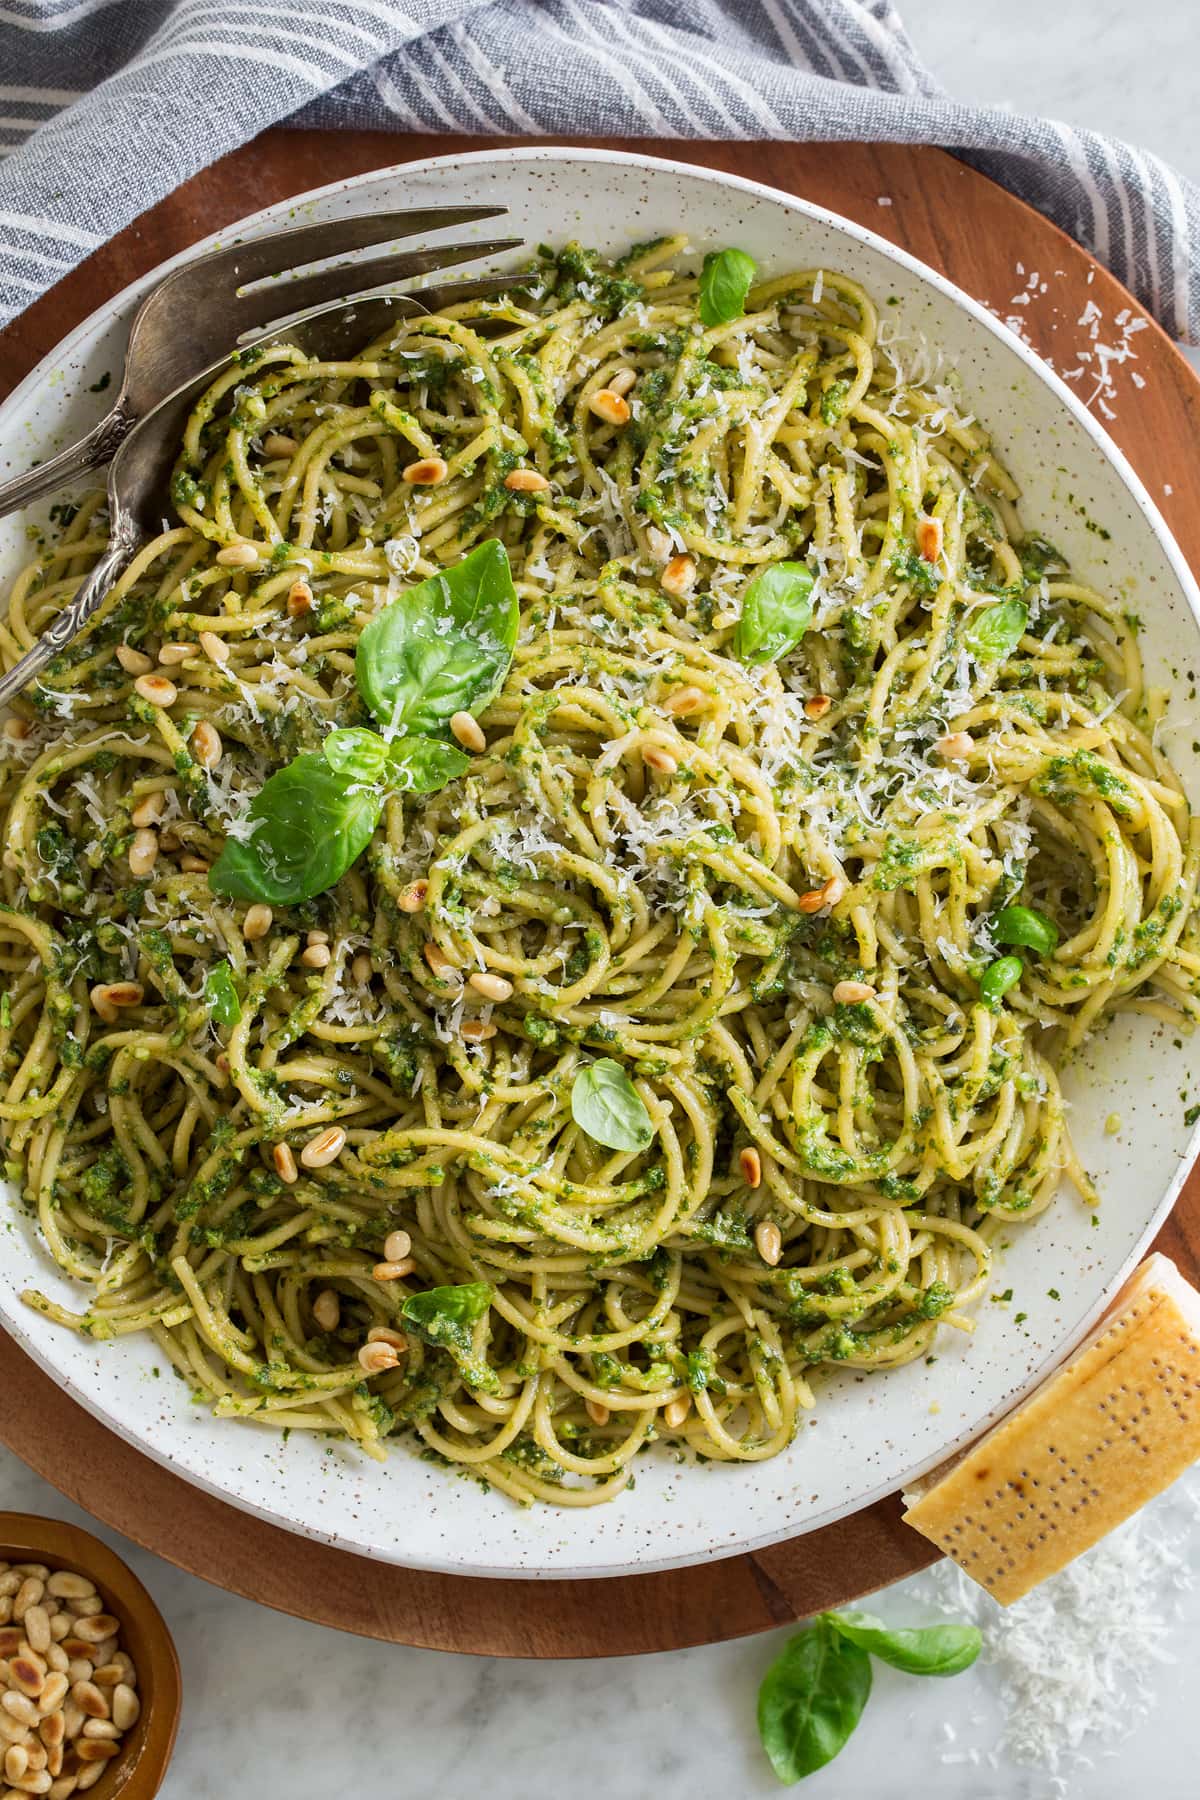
[2,148,1199,1579]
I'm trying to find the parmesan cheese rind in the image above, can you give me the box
[902,1254,1200,1603]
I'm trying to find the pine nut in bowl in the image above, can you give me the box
[0,1515,180,1800]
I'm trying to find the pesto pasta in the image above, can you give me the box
[1,238,1198,1508]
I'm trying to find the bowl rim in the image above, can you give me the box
[2,142,1199,1580]
[0,1509,180,1798]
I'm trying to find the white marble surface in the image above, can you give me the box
[5,5,1200,1797]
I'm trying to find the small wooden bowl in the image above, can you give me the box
[0,1512,180,1799]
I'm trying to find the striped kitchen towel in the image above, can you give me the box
[0,0,1195,340]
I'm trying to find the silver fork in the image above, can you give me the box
[0,275,525,708]
[0,205,521,520]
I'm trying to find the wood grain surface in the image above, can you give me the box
[1,131,1198,1658]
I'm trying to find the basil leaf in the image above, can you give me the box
[979,953,1023,1007]
[824,1610,982,1677]
[966,598,1028,661]
[386,735,471,795]
[401,1281,499,1395]
[209,753,385,905]
[993,903,1059,956]
[757,1619,872,1783]
[734,563,815,665]
[699,247,757,328]
[203,961,241,1027]
[323,727,391,783]
[571,1059,654,1153]
[356,538,518,737]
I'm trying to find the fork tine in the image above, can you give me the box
[192,206,509,292]
[235,275,533,350]
[231,239,524,335]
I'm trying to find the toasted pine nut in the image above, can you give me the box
[76,1741,120,1763]
[357,1341,400,1374]
[81,1722,118,1741]
[402,456,448,486]
[306,929,329,945]
[662,686,705,717]
[468,971,512,1002]
[797,875,845,914]
[311,1289,340,1333]
[588,389,631,426]
[663,1396,691,1430]
[179,854,210,874]
[833,980,874,1004]
[157,642,191,666]
[129,791,164,829]
[661,554,697,598]
[739,1147,762,1189]
[69,1682,106,1721]
[272,1143,298,1184]
[89,984,142,1024]
[45,1646,68,1673]
[917,516,944,563]
[606,367,638,397]
[23,1607,50,1656]
[300,1126,345,1170]
[127,828,158,879]
[5,1744,29,1782]
[35,1675,67,1719]
[351,952,373,984]
[5,1661,39,1702]
[109,1686,138,1733]
[450,711,486,753]
[755,1219,783,1266]
[372,1258,416,1282]
[937,731,973,761]
[804,694,832,720]
[585,1399,610,1426]
[115,645,153,676]
[78,1765,108,1790]
[262,433,298,457]
[215,542,259,568]
[132,673,176,708]
[366,1326,408,1352]
[242,904,273,941]
[423,942,459,981]
[3,716,30,741]
[68,1618,116,1648]
[383,1229,412,1263]
[642,746,678,775]
[286,580,313,617]
[198,630,229,665]
[299,943,331,969]
[460,1019,497,1044]
[191,720,222,769]
[398,880,429,913]
[504,468,550,492]
[2,1691,37,1723]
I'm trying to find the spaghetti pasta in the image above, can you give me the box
[1,237,1198,1507]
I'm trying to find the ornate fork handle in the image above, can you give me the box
[0,404,135,522]
[0,516,141,709]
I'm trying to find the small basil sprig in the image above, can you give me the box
[204,961,241,1027]
[979,953,1023,1007]
[211,542,513,905]
[734,563,815,665]
[210,753,385,905]
[356,537,518,736]
[571,1059,654,1153]
[993,902,1058,956]
[758,1610,980,1784]
[401,1280,498,1395]
[966,598,1027,660]
[698,247,757,327]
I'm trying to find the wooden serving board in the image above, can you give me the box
[1,133,1199,1657]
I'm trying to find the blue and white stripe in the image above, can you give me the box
[0,0,1196,342]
